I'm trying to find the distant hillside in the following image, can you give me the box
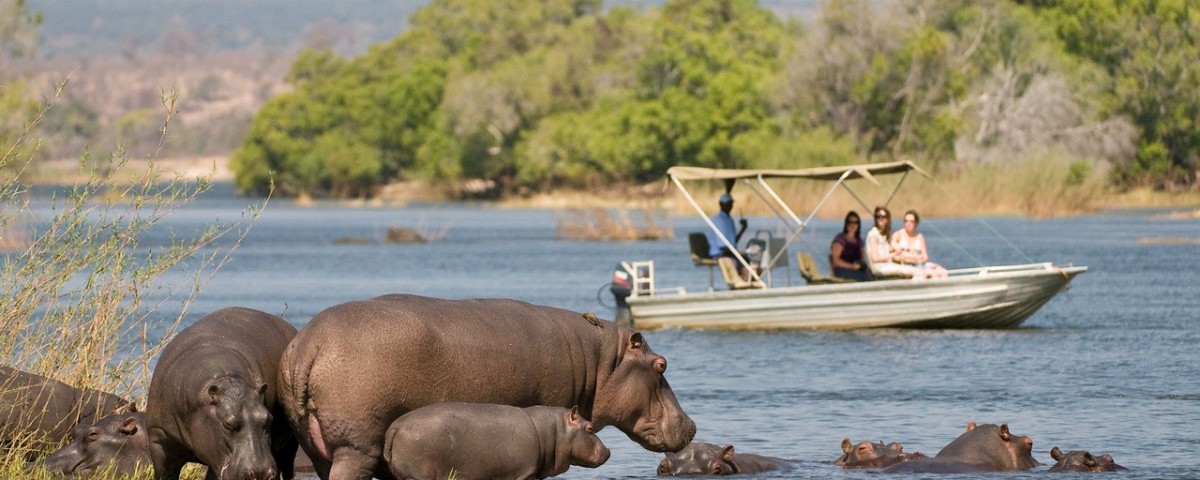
[27,0,818,59]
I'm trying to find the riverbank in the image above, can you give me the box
[26,156,1200,218]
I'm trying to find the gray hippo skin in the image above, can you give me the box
[835,438,926,468]
[279,294,696,480]
[882,422,1038,473]
[146,307,298,480]
[1049,446,1126,472]
[0,366,133,454]
[657,442,792,475]
[384,403,609,480]
[44,411,150,477]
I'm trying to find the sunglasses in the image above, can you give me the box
[848,220,860,224]
[875,214,888,219]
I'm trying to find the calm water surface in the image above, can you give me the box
[25,185,1200,479]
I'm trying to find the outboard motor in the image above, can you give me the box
[610,262,634,326]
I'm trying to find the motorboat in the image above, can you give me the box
[611,161,1086,330]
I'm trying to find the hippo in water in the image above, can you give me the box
[835,438,926,468]
[1049,446,1126,472]
[882,422,1039,473]
[146,307,298,480]
[44,411,150,477]
[278,294,696,480]
[384,403,609,480]
[0,366,133,455]
[657,442,792,475]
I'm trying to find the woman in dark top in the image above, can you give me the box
[830,210,871,281]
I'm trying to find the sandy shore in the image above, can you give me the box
[32,156,234,184]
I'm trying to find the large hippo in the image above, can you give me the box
[1049,446,1126,472]
[384,403,609,480]
[835,438,926,468]
[657,442,792,475]
[279,294,696,480]
[0,366,133,454]
[44,411,151,477]
[882,422,1039,473]
[146,307,298,480]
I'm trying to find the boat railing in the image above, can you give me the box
[947,262,1057,276]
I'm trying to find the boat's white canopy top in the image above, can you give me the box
[668,161,934,286]
[667,160,930,183]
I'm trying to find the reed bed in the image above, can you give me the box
[1,84,263,479]
[556,207,674,242]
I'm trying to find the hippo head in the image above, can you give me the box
[835,438,922,468]
[44,411,151,477]
[1049,446,1126,472]
[592,331,696,453]
[189,378,278,480]
[936,422,1039,471]
[563,406,611,469]
[657,442,738,476]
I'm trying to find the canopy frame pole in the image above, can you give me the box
[671,175,762,285]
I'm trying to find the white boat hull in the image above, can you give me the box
[625,263,1086,330]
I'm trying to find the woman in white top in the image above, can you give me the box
[891,210,948,279]
[865,206,919,278]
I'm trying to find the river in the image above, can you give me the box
[22,184,1200,479]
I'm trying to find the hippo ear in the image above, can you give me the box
[841,438,852,454]
[567,405,581,424]
[206,383,222,405]
[1083,452,1097,467]
[1051,446,1064,460]
[119,416,139,436]
[257,382,268,399]
[998,424,1011,441]
[721,445,736,461]
[965,421,976,432]
[629,332,645,350]
[887,442,903,452]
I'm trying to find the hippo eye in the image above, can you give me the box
[584,423,594,434]
[85,429,101,443]
[221,415,240,432]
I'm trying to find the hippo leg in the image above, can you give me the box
[328,447,379,480]
[274,437,299,480]
[150,441,185,480]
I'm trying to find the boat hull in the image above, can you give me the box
[625,264,1086,330]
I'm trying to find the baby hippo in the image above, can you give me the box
[835,438,926,468]
[43,411,150,478]
[384,403,610,480]
[657,442,792,475]
[1049,446,1126,472]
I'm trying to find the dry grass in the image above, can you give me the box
[556,207,674,242]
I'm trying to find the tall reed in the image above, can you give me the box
[1,80,264,479]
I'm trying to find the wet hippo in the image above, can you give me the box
[0,366,133,454]
[1049,446,1126,472]
[44,411,150,477]
[657,442,792,475]
[835,438,926,468]
[882,422,1039,473]
[146,307,298,480]
[279,294,696,480]
[384,403,609,480]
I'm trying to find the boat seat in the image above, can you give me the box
[688,232,719,291]
[718,257,764,290]
[797,253,854,285]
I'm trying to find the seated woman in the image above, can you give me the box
[830,211,871,281]
[865,206,920,279]
[891,210,948,280]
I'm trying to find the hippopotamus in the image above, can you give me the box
[278,294,696,480]
[657,442,792,475]
[835,438,926,468]
[882,422,1039,473]
[1049,446,1126,472]
[44,411,150,477]
[146,307,298,480]
[384,403,609,480]
[0,366,133,454]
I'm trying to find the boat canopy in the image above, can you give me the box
[667,160,930,184]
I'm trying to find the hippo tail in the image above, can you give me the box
[280,341,333,462]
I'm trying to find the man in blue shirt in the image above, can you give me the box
[708,193,749,279]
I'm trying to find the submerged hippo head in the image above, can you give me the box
[936,422,1039,471]
[563,406,611,469]
[657,442,736,476]
[1049,446,1126,472]
[835,438,925,468]
[593,332,696,452]
[44,411,151,477]
[191,379,278,480]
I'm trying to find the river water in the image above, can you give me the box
[22,184,1200,479]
